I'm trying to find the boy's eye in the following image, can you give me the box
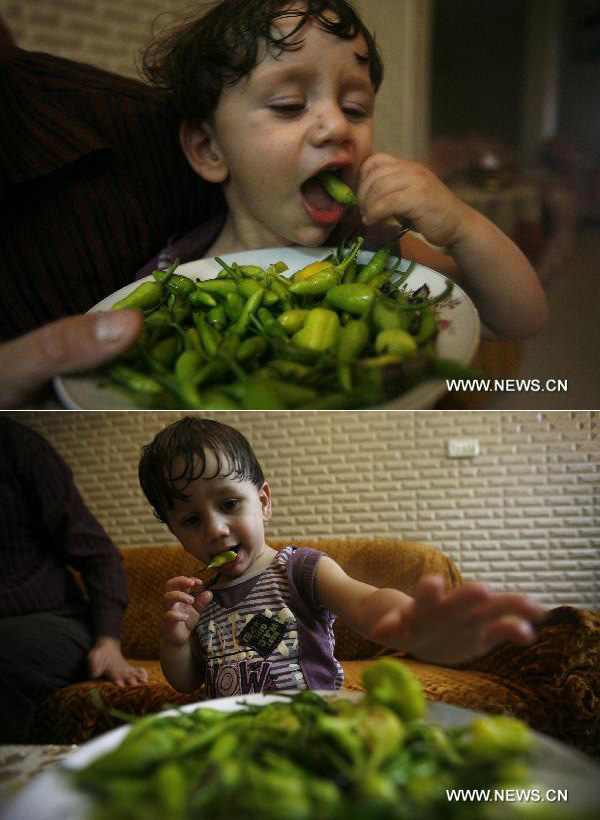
[221,499,239,511]
[182,514,200,527]
[270,103,305,116]
[343,106,368,120]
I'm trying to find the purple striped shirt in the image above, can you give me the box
[192,546,343,698]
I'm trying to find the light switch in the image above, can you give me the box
[447,438,480,458]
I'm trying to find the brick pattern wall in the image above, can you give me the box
[1,0,187,78]
[5,410,599,609]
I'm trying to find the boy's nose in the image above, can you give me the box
[204,514,229,540]
[308,105,351,146]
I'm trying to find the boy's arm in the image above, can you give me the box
[358,155,548,341]
[315,557,547,666]
[160,637,205,693]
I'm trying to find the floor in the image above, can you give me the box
[485,224,600,410]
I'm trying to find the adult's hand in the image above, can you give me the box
[0,310,143,408]
[88,636,149,687]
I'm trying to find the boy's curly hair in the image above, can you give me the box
[139,416,265,524]
[141,0,383,121]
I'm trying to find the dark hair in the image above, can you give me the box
[138,416,265,523]
[142,0,383,120]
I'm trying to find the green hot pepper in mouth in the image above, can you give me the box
[207,550,238,569]
[316,171,358,206]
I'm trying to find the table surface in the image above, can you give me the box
[0,746,77,810]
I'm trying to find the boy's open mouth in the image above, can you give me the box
[300,169,346,225]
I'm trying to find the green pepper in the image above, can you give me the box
[224,291,246,323]
[153,762,187,820]
[150,258,179,285]
[256,307,289,341]
[230,287,265,336]
[193,313,222,357]
[144,306,172,334]
[289,237,364,297]
[201,389,241,410]
[342,258,357,284]
[289,267,339,297]
[151,335,179,367]
[112,281,163,312]
[175,349,202,383]
[467,716,533,761]
[207,550,238,569]
[356,238,397,284]
[292,308,340,352]
[373,298,410,332]
[207,303,227,331]
[195,333,241,386]
[325,283,375,316]
[316,171,357,205]
[374,328,418,358]
[189,289,218,309]
[267,359,313,381]
[240,377,289,410]
[236,335,268,363]
[262,288,280,307]
[171,297,190,325]
[195,278,238,297]
[109,363,164,397]
[336,319,370,391]
[414,307,438,346]
[239,264,266,280]
[214,256,243,284]
[362,657,425,722]
[277,309,309,335]
[165,273,196,298]
[238,279,263,299]
[266,273,291,302]
[184,327,205,358]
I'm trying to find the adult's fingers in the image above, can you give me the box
[0,309,142,408]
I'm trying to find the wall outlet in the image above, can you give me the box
[447,438,480,458]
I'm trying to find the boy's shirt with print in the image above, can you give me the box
[191,546,343,699]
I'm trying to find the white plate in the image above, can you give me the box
[3,692,599,820]
[54,247,480,410]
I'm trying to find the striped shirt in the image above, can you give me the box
[0,47,224,342]
[0,416,128,639]
[192,546,344,698]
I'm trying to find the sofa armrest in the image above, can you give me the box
[458,606,600,757]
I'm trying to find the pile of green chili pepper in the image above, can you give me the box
[102,237,481,409]
[69,658,557,820]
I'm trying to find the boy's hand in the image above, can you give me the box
[357,153,472,248]
[371,574,547,666]
[162,575,213,647]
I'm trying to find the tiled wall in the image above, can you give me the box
[7,410,599,609]
[1,0,185,78]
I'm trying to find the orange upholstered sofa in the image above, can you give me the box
[31,540,599,758]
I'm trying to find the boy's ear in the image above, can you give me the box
[179,120,228,183]
[260,482,272,523]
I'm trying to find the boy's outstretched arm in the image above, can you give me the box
[315,557,547,666]
[357,154,549,341]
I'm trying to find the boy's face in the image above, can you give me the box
[186,11,375,249]
[166,449,272,580]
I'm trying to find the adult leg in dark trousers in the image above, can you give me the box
[0,612,94,743]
